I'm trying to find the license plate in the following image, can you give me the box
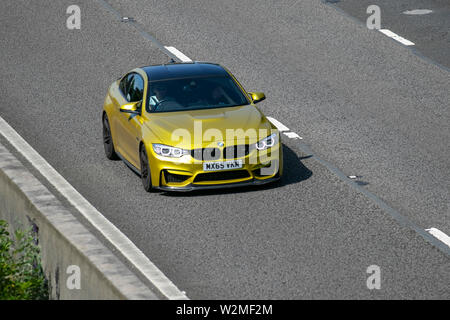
[203,160,243,171]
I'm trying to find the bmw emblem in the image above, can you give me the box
[217,141,224,147]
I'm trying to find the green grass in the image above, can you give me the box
[0,220,49,300]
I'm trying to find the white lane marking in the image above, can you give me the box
[0,116,188,300]
[403,9,433,15]
[121,16,135,22]
[164,46,192,62]
[379,29,415,46]
[266,117,290,132]
[425,228,450,248]
[267,117,303,139]
[283,132,302,139]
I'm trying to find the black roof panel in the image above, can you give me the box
[142,62,229,82]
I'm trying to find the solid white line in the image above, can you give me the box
[0,116,188,300]
[379,29,415,46]
[266,117,290,132]
[425,228,450,248]
[164,46,192,62]
[283,132,302,139]
[402,9,433,15]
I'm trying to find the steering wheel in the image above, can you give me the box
[153,99,167,111]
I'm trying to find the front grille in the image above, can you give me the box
[223,145,250,159]
[194,170,250,183]
[164,171,190,183]
[191,148,221,161]
[191,145,250,160]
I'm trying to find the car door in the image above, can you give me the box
[112,73,132,159]
[122,73,145,167]
[114,73,144,167]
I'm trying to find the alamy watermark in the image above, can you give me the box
[366,5,381,30]
[66,5,81,30]
[366,265,381,290]
[66,265,81,290]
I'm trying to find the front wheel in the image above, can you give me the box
[140,146,153,192]
[103,115,119,160]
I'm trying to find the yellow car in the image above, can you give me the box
[102,62,283,191]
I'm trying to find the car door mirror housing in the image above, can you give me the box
[120,101,140,114]
[249,92,266,104]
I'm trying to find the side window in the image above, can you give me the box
[128,74,144,103]
[119,74,134,101]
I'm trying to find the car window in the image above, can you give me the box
[128,74,144,102]
[119,74,134,101]
[147,75,249,113]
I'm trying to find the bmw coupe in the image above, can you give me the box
[102,62,283,191]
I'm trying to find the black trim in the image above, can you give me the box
[193,170,250,183]
[116,150,141,176]
[163,171,190,183]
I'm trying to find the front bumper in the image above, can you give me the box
[155,174,281,192]
[147,142,283,192]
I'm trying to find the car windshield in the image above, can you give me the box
[147,75,250,112]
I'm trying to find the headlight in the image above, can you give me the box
[152,144,189,158]
[255,133,278,151]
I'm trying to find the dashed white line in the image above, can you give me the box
[267,117,303,139]
[425,228,450,248]
[283,132,302,139]
[164,46,193,62]
[379,29,415,46]
[402,9,433,15]
[0,116,188,300]
[266,117,290,132]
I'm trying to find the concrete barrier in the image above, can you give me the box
[0,142,158,299]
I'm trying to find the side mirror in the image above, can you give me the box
[249,92,266,104]
[120,101,140,114]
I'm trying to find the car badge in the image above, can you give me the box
[217,142,224,147]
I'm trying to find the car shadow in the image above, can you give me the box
[161,144,313,197]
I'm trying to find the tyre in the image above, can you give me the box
[140,145,153,192]
[103,115,119,160]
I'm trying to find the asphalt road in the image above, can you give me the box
[0,0,449,299]
[333,0,450,70]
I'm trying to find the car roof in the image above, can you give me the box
[141,62,229,82]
